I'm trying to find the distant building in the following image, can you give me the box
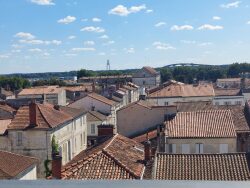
[68,93,120,128]
[0,150,38,180]
[213,88,244,106]
[86,110,107,145]
[117,100,176,137]
[64,84,93,101]
[78,75,132,85]
[17,86,66,106]
[0,88,15,100]
[216,78,241,88]
[132,66,161,89]
[4,102,87,177]
[147,81,214,106]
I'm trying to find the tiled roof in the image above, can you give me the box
[58,106,87,118]
[87,111,107,122]
[133,129,157,143]
[154,153,250,181]
[64,85,92,92]
[62,134,145,179]
[149,83,214,98]
[0,88,14,97]
[165,110,236,138]
[175,102,250,132]
[0,150,38,179]
[8,103,74,130]
[87,93,116,106]
[0,104,15,120]
[142,66,158,75]
[18,86,63,96]
[214,88,241,96]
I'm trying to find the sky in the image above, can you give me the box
[0,0,250,74]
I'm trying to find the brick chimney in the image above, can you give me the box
[144,139,151,161]
[52,153,62,179]
[29,100,37,126]
[98,124,114,137]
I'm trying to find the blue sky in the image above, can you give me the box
[0,0,250,74]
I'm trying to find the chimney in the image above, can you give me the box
[54,105,60,111]
[92,81,96,92]
[29,100,37,126]
[144,138,152,161]
[98,124,114,137]
[52,153,62,179]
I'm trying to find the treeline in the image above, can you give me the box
[32,78,67,87]
[77,69,137,78]
[159,63,250,84]
[0,76,30,91]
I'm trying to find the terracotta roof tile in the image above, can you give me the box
[165,110,236,138]
[87,93,116,106]
[8,103,74,130]
[87,111,107,122]
[62,134,145,179]
[142,66,158,75]
[149,83,214,98]
[214,88,241,96]
[18,86,63,96]
[154,153,250,181]
[0,150,38,179]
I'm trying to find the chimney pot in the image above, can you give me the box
[98,124,114,137]
[52,153,62,179]
[144,139,152,161]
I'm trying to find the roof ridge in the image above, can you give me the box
[37,104,52,128]
[88,111,103,121]
[103,134,118,150]
[102,149,140,179]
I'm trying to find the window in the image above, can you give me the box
[224,101,231,105]
[143,80,146,85]
[91,124,95,134]
[195,143,204,154]
[81,134,83,147]
[181,144,190,154]
[17,132,22,146]
[219,144,228,153]
[215,102,220,105]
[67,140,71,161]
[83,132,86,145]
[235,101,242,105]
[169,144,176,154]
[164,102,169,106]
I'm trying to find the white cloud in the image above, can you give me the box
[19,39,62,45]
[146,9,153,13]
[58,16,76,24]
[11,49,21,53]
[99,35,109,39]
[103,40,115,46]
[68,35,76,40]
[153,42,176,50]
[108,4,146,16]
[30,0,55,5]
[81,26,105,33]
[198,42,213,46]
[29,48,42,52]
[155,22,166,27]
[246,21,250,24]
[65,53,77,57]
[124,48,135,53]
[84,41,95,46]
[221,1,241,8]
[171,25,194,31]
[198,24,223,30]
[0,54,9,59]
[14,32,35,40]
[43,52,50,56]
[92,17,102,22]
[213,16,221,20]
[72,48,96,52]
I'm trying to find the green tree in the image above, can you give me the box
[77,69,96,78]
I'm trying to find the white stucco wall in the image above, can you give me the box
[18,165,37,180]
[213,96,244,106]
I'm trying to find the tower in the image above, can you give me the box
[106,60,110,71]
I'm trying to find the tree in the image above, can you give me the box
[160,68,173,83]
[77,69,96,78]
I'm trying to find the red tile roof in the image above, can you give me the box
[18,86,63,96]
[149,83,214,98]
[87,93,116,106]
[214,88,241,96]
[62,134,145,179]
[142,66,158,75]
[87,111,107,122]
[154,153,250,181]
[0,150,38,179]
[165,110,236,138]
[133,130,157,143]
[8,103,83,130]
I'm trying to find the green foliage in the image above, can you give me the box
[0,76,30,91]
[32,78,66,87]
[44,159,52,177]
[77,69,96,78]
[51,135,59,154]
